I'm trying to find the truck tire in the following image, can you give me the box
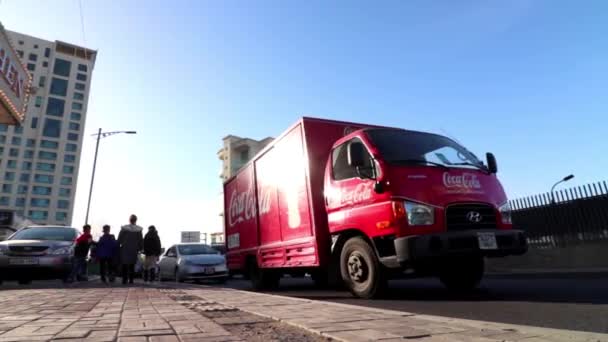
[439,256,484,292]
[249,262,280,290]
[340,237,386,299]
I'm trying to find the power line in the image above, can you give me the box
[78,0,87,56]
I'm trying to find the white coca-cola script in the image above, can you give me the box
[340,183,373,205]
[228,187,272,227]
[443,172,481,189]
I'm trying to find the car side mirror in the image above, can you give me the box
[347,142,365,168]
[486,152,498,174]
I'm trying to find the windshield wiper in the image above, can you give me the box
[449,162,490,173]
[390,159,449,170]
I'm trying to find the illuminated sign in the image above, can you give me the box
[0,22,31,125]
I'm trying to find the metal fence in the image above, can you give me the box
[509,181,608,248]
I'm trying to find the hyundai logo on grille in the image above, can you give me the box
[466,211,483,223]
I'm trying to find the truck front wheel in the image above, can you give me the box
[340,237,386,299]
[439,256,484,292]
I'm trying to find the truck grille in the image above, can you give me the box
[445,203,497,231]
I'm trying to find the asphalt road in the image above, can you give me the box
[222,275,608,334]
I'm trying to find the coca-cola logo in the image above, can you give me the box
[341,183,373,205]
[228,187,272,227]
[443,172,481,189]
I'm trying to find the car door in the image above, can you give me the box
[159,246,177,277]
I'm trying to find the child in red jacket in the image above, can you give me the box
[68,224,93,282]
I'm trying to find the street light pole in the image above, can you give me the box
[551,174,575,204]
[84,129,137,224]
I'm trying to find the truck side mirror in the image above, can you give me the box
[347,142,365,167]
[486,152,498,174]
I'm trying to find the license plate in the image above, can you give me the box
[9,257,39,265]
[204,267,215,275]
[477,232,498,250]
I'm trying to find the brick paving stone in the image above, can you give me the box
[148,336,180,342]
[54,329,91,339]
[324,328,401,341]
[117,337,147,342]
[118,329,175,337]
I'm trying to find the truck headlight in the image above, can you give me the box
[405,201,434,226]
[499,202,512,224]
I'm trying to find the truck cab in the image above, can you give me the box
[324,128,527,298]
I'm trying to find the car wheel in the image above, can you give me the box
[249,261,279,290]
[340,237,387,299]
[174,269,185,283]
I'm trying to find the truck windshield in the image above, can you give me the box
[366,129,486,171]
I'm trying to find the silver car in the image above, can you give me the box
[0,226,79,285]
[158,243,228,283]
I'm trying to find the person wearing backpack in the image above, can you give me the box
[118,215,144,285]
[96,225,118,284]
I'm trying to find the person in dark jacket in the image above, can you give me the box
[96,225,118,283]
[143,225,162,282]
[68,224,93,282]
[118,214,143,285]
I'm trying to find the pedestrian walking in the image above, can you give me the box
[69,224,93,282]
[96,225,118,284]
[118,214,143,285]
[143,225,162,282]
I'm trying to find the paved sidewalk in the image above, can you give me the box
[0,286,240,342]
[177,286,608,342]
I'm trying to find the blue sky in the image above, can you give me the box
[2,1,607,245]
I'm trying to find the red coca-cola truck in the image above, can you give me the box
[224,117,527,298]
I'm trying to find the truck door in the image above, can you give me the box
[326,138,377,233]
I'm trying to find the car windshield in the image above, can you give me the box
[9,227,77,242]
[178,244,217,255]
[366,129,485,170]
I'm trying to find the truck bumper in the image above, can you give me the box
[394,229,527,266]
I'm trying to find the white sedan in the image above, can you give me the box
[158,243,228,283]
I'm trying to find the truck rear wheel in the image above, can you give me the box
[340,237,386,299]
[439,256,484,292]
[249,261,280,290]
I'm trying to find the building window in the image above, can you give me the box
[57,200,69,209]
[15,198,25,207]
[27,63,35,71]
[60,177,72,185]
[4,172,15,181]
[59,188,71,197]
[44,48,50,58]
[73,92,84,101]
[24,150,34,159]
[43,118,62,138]
[34,174,54,184]
[32,186,52,195]
[15,126,23,134]
[46,98,65,116]
[16,50,24,58]
[18,40,23,45]
[50,78,68,97]
[19,174,31,184]
[33,44,39,49]
[11,137,21,146]
[0,197,9,206]
[9,148,19,157]
[0,135,5,144]
[36,163,55,172]
[38,151,57,160]
[26,139,35,147]
[40,140,59,149]
[53,58,71,77]
[69,122,80,131]
[70,112,81,121]
[21,162,32,171]
[29,53,38,62]
[28,211,48,220]
[66,143,77,152]
[31,116,39,128]
[67,133,78,141]
[39,76,46,87]
[17,185,28,194]
[78,64,88,72]
[30,198,51,208]
[64,155,76,163]
[76,73,87,81]
[63,165,74,174]
[75,83,85,91]
[42,61,48,68]
[7,160,17,169]
[56,212,68,221]
[1,184,12,194]
[71,102,83,110]
[0,124,6,132]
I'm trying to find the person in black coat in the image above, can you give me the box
[143,225,161,282]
